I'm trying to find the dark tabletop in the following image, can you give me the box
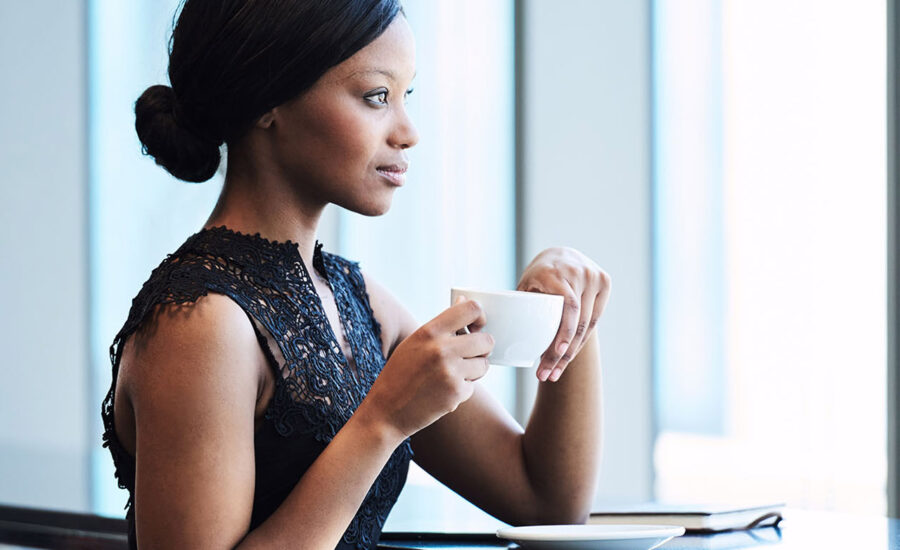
[380,509,900,550]
[2,506,898,549]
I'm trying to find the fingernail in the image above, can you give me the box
[550,368,562,382]
[557,341,568,354]
[538,369,550,382]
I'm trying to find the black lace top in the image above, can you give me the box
[100,226,413,550]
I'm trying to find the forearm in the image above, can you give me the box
[521,333,602,523]
[238,407,404,550]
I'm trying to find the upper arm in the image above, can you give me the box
[124,294,261,549]
[360,271,418,358]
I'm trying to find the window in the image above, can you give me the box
[653,0,887,513]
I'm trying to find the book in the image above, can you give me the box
[588,502,785,533]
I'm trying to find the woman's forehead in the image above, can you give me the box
[330,18,416,84]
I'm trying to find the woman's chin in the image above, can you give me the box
[342,196,394,217]
[365,201,393,217]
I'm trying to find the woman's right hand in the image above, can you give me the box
[359,297,494,440]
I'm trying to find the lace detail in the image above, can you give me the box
[100,226,412,550]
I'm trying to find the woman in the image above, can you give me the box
[100,1,611,548]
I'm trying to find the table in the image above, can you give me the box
[1,506,898,549]
[381,509,900,549]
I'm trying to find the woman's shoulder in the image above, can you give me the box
[126,293,255,353]
[119,293,263,399]
[113,292,266,456]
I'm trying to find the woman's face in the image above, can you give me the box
[267,15,419,216]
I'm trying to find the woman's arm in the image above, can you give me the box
[515,246,609,520]
[521,333,602,522]
[407,337,601,526]
[363,249,609,526]
[126,293,490,549]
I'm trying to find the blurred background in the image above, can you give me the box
[0,0,892,531]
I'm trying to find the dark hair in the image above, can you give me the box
[135,0,404,183]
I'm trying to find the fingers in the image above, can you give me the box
[536,282,580,381]
[556,268,611,373]
[452,331,494,359]
[591,272,612,328]
[546,288,596,381]
[464,302,487,333]
[532,268,611,382]
[460,356,491,382]
[432,297,487,335]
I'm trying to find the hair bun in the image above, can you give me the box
[134,84,221,183]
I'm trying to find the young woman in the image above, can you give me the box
[100,1,611,548]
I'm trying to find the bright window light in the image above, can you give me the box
[653,0,886,514]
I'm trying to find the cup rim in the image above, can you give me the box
[451,287,564,302]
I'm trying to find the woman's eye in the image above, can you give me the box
[367,91,389,105]
[367,88,413,106]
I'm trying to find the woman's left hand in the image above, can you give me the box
[516,247,611,382]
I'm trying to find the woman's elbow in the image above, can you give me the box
[520,498,592,526]
[538,507,591,526]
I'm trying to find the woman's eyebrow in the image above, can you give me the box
[343,68,417,82]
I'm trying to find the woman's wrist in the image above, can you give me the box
[349,400,408,452]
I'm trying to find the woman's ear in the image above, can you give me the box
[256,110,275,129]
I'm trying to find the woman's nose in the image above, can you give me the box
[391,108,419,150]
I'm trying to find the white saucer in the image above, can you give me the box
[495,524,685,550]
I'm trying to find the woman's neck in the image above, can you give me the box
[205,151,326,263]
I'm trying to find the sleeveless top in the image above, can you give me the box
[100,226,413,550]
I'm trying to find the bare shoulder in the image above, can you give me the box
[360,271,418,358]
[120,293,260,401]
[116,293,263,452]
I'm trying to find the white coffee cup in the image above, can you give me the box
[450,287,564,367]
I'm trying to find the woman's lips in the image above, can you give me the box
[376,165,407,186]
